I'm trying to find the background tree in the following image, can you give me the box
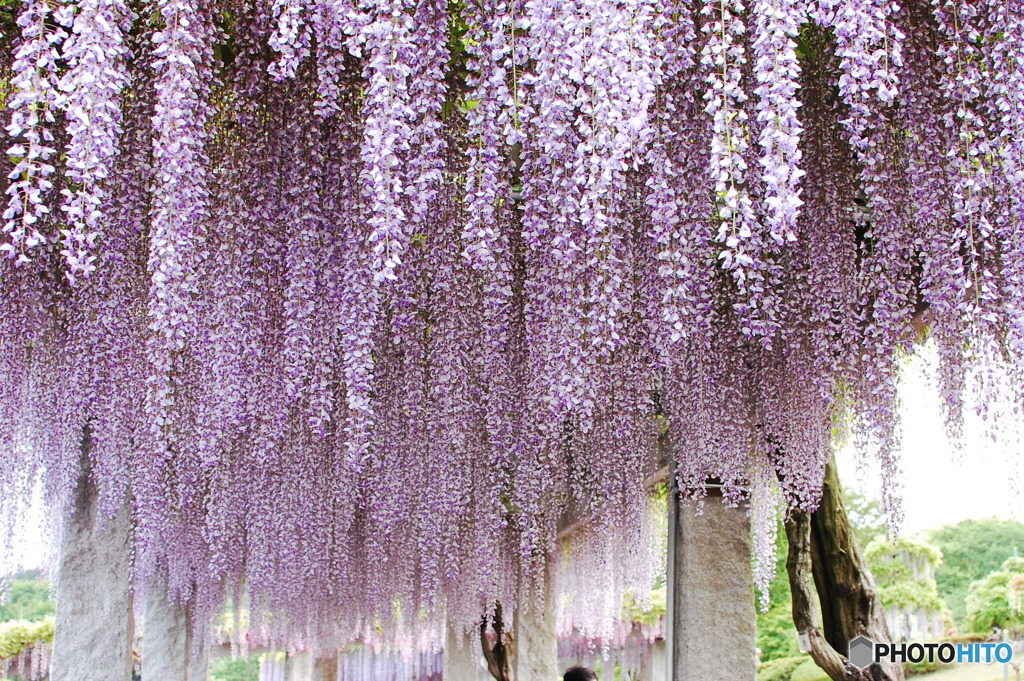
[963,556,1024,633]
[929,519,1024,624]
[843,491,888,550]
[864,536,949,640]
[0,572,54,623]
[757,520,801,663]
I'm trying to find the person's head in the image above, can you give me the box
[563,666,598,681]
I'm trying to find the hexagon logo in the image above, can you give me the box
[848,635,875,670]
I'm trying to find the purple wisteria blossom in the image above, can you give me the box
[4,0,67,265]
[57,0,132,282]
[1,0,1023,650]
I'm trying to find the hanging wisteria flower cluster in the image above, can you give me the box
[1,0,1024,648]
[557,621,666,678]
[258,648,443,681]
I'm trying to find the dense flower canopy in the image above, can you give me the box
[0,0,1023,649]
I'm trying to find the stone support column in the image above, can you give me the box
[142,578,209,681]
[513,565,558,681]
[50,441,134,681]
[650,638,667,681]
[284,651,312,681]
[638,638,667,681]
[672,489,756,681]
[285,651,335,681]
[445,625,479,681]
[259,655,286,681]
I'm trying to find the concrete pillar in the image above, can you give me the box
[637,638,667,681]
[142,579,209,680]
[650,639,666,681]
[284,652,313,681]
[513,566,558,681]
[672,489,756,681]
[189,640,210,681]
[259,655,286,681]
[285,651,334,681]
[50,442,134,681]
[444,625,478,681]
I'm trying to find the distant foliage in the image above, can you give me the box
[963,556,1024,633]
[0,617,53,659]
[0,580,53,623]
[930,519,1024,623]
[757,600,801,664]
[866,535,949,631]
[756,519,800,662]
[209,655,261,681]
[758,655,809,681]
[621,587,666,628]
[902,657,950,676]
[842,489,888,548]
[1009,573,1024,618]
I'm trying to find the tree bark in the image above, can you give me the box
[785,459,904,681]
[481,603,514,681]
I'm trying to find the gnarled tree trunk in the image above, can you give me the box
[481,603,514,681]
[785,459,904,681]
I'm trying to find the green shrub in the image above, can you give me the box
[0,617,54,659]
[964,557,1024,632]
[622,587,666,627]
[940,632,987,645]
[757,602,801,662]
[789,659,829,681]
[209,654,261,681]
[903,657,951,676]
[930,519,1024,623]
[757,655,808,681]
[758,652,953,681]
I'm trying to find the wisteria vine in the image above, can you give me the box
[1,0,1023,651]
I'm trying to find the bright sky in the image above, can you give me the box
[837,341,1024,536]
[3,480,53,575]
